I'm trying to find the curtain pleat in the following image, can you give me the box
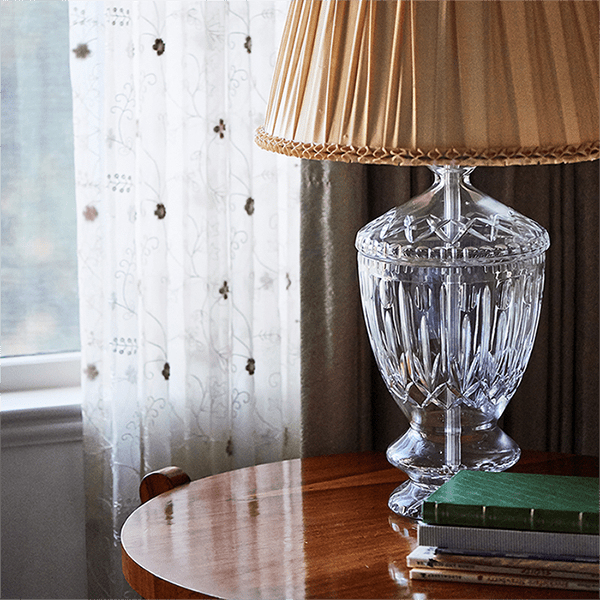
[301,160,599,457]
[300,161,372,456]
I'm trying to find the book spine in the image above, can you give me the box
[409,568,599,591]
[417,523,599,559]
[407,555,598,580]
[422,502,599,534]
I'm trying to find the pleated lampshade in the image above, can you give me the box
[256,0,599,166]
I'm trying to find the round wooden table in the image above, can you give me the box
[121,450,598,599]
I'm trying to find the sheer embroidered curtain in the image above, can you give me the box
[69,2,299,596]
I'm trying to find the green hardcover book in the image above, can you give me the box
[422,471,599,535]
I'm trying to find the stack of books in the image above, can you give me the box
[407,471,599,591]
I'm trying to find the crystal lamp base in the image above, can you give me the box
[386,417,521,518]
[355,165,550,519]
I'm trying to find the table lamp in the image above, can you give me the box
[256,0,599,517]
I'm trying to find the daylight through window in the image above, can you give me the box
[1,1,80,357]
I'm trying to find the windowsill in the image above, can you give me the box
[1,352,83,447]
[1,351,82,393]
[1,386,82,412]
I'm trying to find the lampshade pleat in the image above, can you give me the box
[257,0,599,166]
[337,3,368,146]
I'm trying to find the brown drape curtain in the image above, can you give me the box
[301,160,599,458]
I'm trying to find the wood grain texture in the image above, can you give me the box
[121,451,599,599]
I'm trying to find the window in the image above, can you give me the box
[1,1,80,360]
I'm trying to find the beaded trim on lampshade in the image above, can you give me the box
[257,0,599,167]
[255,129,599,167]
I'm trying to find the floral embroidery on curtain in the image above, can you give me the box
[69,2,299,596]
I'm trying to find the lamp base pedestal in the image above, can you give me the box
[386,421,521,518]
[388,480,437,519]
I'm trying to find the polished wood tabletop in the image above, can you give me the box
[121,450,599,599]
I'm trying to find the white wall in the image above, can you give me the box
[1,400,88,599]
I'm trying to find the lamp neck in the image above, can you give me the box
[428,165,476,234]
[429,164,476,184]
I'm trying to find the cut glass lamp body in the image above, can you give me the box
[356,166,550,518]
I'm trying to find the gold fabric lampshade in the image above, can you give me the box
[256,0,599,166]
